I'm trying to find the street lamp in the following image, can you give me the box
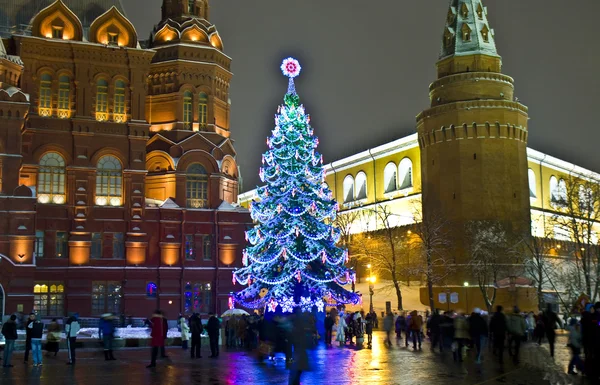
[463,282,469,313]
[368,276,376,314]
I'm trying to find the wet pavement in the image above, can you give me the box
[0,332,585,385]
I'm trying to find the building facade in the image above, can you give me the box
[240,0,600,312]
[0,0,251,320]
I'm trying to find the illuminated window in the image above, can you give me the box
[384,162,398,193]
[528,169,537,199]
[52,26,63,39]
[461,24,471,42]
[91,232,102,258]
[198,92,208,129]
[56,231,68,258]
[35,231,44,258]
[96,79,108,121]
[184,281,212,314]
[92,282,122,315]
[183,91,193,128]
[343,175,354,203]
[355,172,367,200]
[33,282,64,316]
[185,234,196,260]
[96,155,122,206]
[112,233,124,259]
[39,73,52,117]
[184,234,211,260]
[38,152,66,204]
[113,80,126,122]
[481,25,490,43]
[186,163,208,208]
[57,75,70,118]
[398,158,413,190]
[108,32,119,45]
[146,282,157,298]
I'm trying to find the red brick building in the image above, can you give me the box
[0,0,251,319]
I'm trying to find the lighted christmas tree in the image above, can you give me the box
[232,58,361,313]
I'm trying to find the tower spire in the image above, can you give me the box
[440,0,498,61]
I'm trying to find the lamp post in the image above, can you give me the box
[463,282,469,313]
[368,275,376,314]
[446,288,451,312]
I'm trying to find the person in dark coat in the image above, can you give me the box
[541,304,562,358]
[288,310,314,385]
[395,312,407,346]
[23,313,35,363]
[2,315,18,367]
[206,313,221,358]
[469,308,489,363]
[324,312,334,347]
[427,310,442,352]
[189,313,204,358]
[365,313,374,347]
[65,315,81,365]
[489,305,507,364]
[99,313,117,361]
[147,310,164,368]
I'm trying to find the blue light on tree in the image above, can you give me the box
[232,58,361,313]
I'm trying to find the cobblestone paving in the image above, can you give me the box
[0,332,586,385]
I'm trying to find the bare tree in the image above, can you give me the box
[333,211,361,291]
[520,220,556,310]
[550,174,600,302]
[411,205,453,312]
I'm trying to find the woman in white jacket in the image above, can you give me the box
[336,312,347,347]
[179,315,190,350]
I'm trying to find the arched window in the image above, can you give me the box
[198,92,208,129]
[343,175,354,203]
[146,282,157,298]
[113,80,126,123]
[550,176,559,203]
[528,169,537,199]
[57,75,70,118]
[38,152,66,204]
[96,155,122,206]
[183,91,193,128]
[186,163,208,208]
[384,162,398,193]
[557,178,567,203]
[39,73,52,117]
[398,158,413,190]
[96,78,108,121]
[355,172,367,200]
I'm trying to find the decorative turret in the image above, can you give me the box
[162,0,209,22]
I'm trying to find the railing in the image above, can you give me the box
[187,198,208,209]
[39,107,52,117]
[38,194,66,204]
[95,196,123,206]
[96,112,109,122]
[113,114,127,123]
[57,109,70,119]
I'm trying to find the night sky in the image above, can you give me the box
[126,0,600,190]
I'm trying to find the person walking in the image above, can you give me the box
[365,313,373,347]
[395,312,406,346]
[409,310,423,350]
[288,310,313,385]
[489,306,507,364]
[99,313,117,361]
[2,314,18,367]
[525,312,535,341]
[428,310,442,352]
[206,313,221,358]
[383,312,394,347]
[453,312,469,362]
[469,308,488,363]
[506,307,527,364]
[147,310,164,368]
[189,313,204,358]
[336,312,347,347]
[324,312,334,347]
[567,318,584,375]
[23,313,35,364]
[542,304,563,358]
[179,314,190,350]
[46,319,61,357]
[28,316,44,367]
[65,315,81,365]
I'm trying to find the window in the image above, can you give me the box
[92,282,122,315]
[112,233,124,259]
[476,3,484,19]
[203,235,212,261]
[39,73,52,117]
[33,282,64,317]
[186,163,208,208]
[57,75,70,118]
[481,25,490,43]
[528,169,537,199]
[38,152,66,204]
[198,92,208,129]
[398,158,413,190]
[185,234,196,260]
[461,24,471,42]
[460,3,469,18]
[56,231,68,258]
[96,79,108,121]
[188,0,195,13]
[113,80,126,123]
[355,172,367,200]
[108,32,119,45]
[343,175,354,203]
[183,91,193,128]
[146,282,158,298]
[184,282,212,314]
[34,231,44,258]
[52,26,63,39]
[550,176,559,203]
[384,162,398,193]
[91,232,102,258]
[579,185,594,214]
[557,179,567,203]
[96,155,123,206]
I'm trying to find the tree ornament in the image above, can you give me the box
[297,271,302,282]
[267,299,278,313]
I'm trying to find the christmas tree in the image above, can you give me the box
[232,58,361,313]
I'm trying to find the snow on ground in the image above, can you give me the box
[78,327,188,339]
[343,280,427,314]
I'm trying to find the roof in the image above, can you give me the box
[439,0,499,60]
[0,0,127,36]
